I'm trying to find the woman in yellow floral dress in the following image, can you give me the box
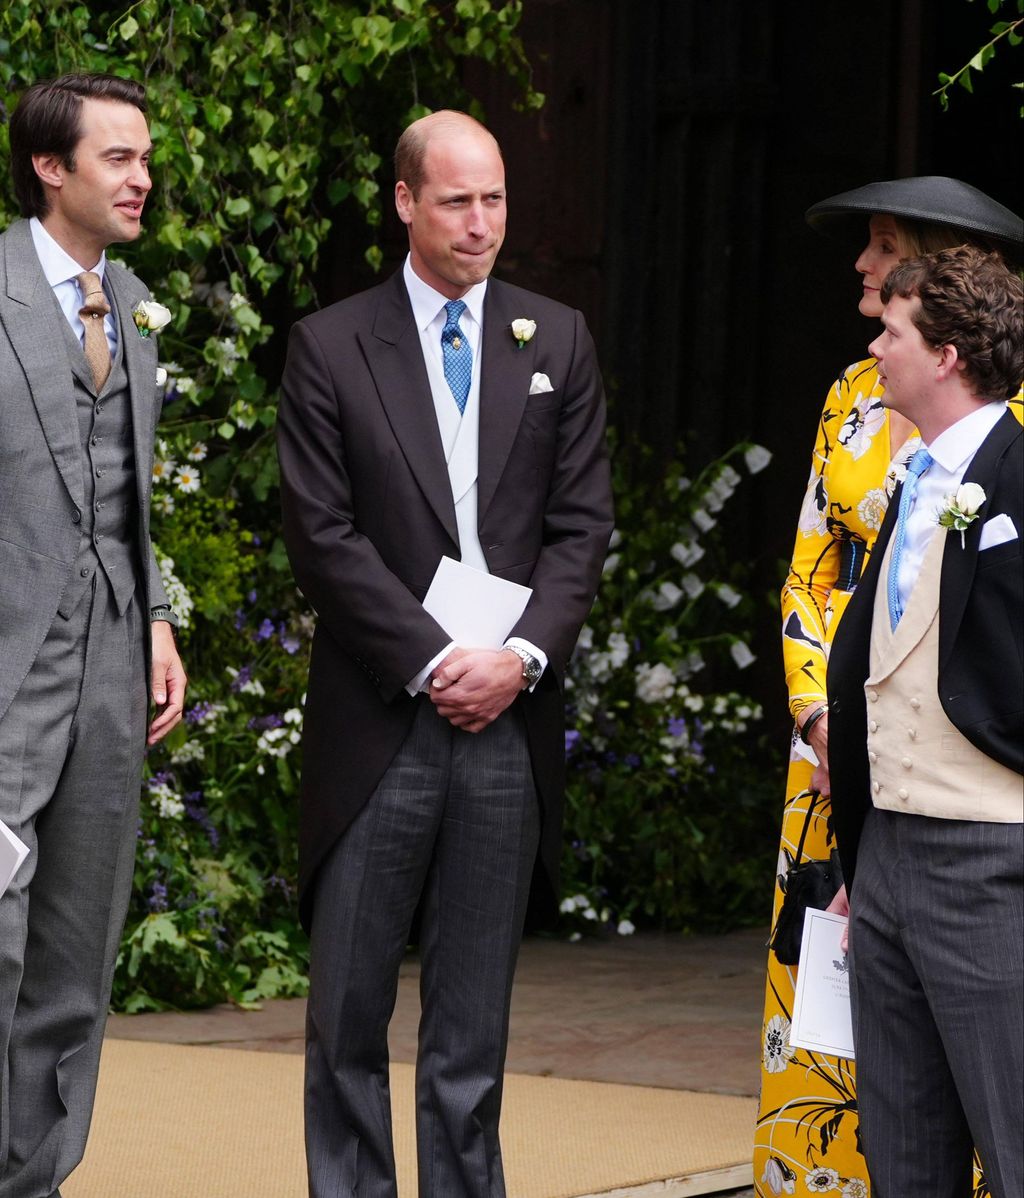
[754,176,1024,1198]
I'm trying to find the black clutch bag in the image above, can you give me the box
[769,790,844,966]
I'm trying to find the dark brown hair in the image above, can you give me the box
[9,73,147,219]
[882,245,1024,400]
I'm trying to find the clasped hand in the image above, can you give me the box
[430,647,525,733]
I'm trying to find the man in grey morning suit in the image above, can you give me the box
[278,111,613,1196]
[828,247,1023,1197]
[0,75,186,1197]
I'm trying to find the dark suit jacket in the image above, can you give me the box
[828,408,1024,889]
[0,219,168,725]
[277,269,614,930]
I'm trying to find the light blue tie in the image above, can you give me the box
[441,300,472,415]
[887,447,933,629]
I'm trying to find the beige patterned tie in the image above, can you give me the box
[76,270,112,393]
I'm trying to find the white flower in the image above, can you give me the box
[937,482,986,533]
[715,583,742,608]
[681,572,704,599]
[154,548,194,630]
[805,1166,841,1192]
[155,366,167,388]
[284,707,303,725]
[683,694,704,712]
[841,1182,868,1198]
[744,444,772,474]
[175,375,196,396]
[559,897,577,914]
[602,552,621,576]
[582,906,598,921]
[719,464,741,488]
[170,740,205,765]
[576,625,594,652]
[152,492,175,517]
[174,465,201,494]
[730,640,756,669]
[670,539,704,568]
[857,488,887,531]
[762,1156,797,1195]
[606,632,629,669]
[652,581,683,611]
[608,528,622,549]
[186,441,208,461]
[150,782,184,819]
[762,1013,795,1073]
[133,299,172,335]
[229,291,248,311]
[568,931,581,942]
[511,318,536,347]
[616,919,635,936]
[635,662,676,704]
[692,508,717,532]
[152,457,177,485]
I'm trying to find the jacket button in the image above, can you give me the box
[868,751,877,764]
[72,509,82,524]
[910,697,921,709]
[869,720,878,733]
[872,781,881,794]
[898,788,909,800]
[868,690,878,702]
[901,756,913,769]
[80,566,91,578]
[908,728,917,739]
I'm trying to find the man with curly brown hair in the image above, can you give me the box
[828,245,1023,1198]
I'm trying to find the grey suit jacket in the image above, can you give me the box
[0,219,168,724]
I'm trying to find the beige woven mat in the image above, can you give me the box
[63,1039,754,1197]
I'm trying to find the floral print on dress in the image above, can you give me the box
[856,488,887,532]
[806,1166,842,1191]
[763,1013,795,1073]
[837,393,886,461]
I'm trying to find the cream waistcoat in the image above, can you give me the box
[865,527,1023,822]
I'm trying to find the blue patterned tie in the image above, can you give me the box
[887,447,933,628]
[441,299,472,415]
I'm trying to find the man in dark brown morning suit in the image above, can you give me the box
[277,111,613,1196]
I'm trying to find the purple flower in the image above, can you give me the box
[148,881,168,912]
[624,753,641,768]
[183,790,219,848]
[280,634,301,655]
[256,618,275,642]
[230,665,253,693]
[252,535,262,547]
[247,713,284,731]
[564,729,581,754]
[667,716,687,738]
[234,608,246,631]
[185,701,214,725]
[247,589,258,604]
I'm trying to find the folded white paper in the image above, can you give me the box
[423,556,532,649]
[789,908,855,1060]
[0,818,29,897]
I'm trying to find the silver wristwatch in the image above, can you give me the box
[503,644,543,686]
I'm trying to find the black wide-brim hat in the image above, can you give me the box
[806,176,1023,254]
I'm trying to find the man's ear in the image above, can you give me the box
[394,180,414,227]
[935,342,960,381]
[32,153,66,192]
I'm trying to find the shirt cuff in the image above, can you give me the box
[405,642,456,697]
[504,636,548,692]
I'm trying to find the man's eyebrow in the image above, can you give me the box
[101,143,154,156]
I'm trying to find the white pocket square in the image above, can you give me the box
[978,512,1018,550]
[529,372,553,395]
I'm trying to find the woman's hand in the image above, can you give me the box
[799,706,830,796]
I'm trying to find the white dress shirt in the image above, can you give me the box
[402,256,547,694]
[29,216,118,354]
[894,400,1008,613]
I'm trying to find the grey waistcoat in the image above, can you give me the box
[57,306,140,620]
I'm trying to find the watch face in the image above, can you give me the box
[523,657,542,683]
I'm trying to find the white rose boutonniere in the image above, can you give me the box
[937,482,986,548]
[511,318,536,349]
[133,299,173,338]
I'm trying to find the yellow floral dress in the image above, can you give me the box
[753,359,1023,1198]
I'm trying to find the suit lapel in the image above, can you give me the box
[478,280,537,523]
[107,260,157,516]
[939,408,1021,668]
[357,271,459,545]
[0,221,85,510]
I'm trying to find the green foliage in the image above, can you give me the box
[559,437,781,937]
[935,0,1023,113]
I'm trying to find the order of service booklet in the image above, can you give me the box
[422,556,533,648]
[789,907,855,1060]
[0,818,29,898]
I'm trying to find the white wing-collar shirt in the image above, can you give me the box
[402,255,547,694]
[29,216,118,355]
[895,399,1008,612]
